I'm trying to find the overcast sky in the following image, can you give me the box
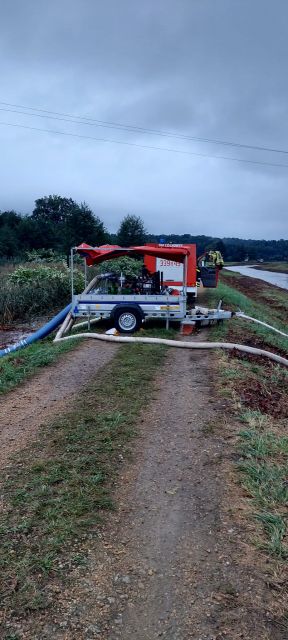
[0,0,288,240]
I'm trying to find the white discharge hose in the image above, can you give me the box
[55,273,103,341]
[54,331,288,367]
[236,312,288,338]
[71,317,101,331]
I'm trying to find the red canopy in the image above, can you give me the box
[76,243,190,266]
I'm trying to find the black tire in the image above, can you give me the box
[113,305,143,334]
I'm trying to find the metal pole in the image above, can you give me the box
[84,258,87,289]
[71,247,74,300]
[166,292,170,330]
[183,255,188,316]
[183,255,188,294]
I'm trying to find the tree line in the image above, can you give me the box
[0,194,287,262]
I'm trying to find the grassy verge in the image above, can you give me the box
[253,262,288,274]
[205,279,288,561]
[0,341,167,630]
[238,410,288,558]
[0,337,80,395]
[221,271,288,324]
[204,277,288,353]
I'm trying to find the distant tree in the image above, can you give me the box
[0,210,21,229]
[32,195,77,224]
[207,238,227,259]
[18,216,57,251]
[0,224,19,257]
[31,195,107,254]
[233,244,246,261]
[0,211,22,257]
[66,203,107,250]
[247,246,257,260]
[117,214,147,246]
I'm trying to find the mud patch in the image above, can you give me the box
[224,329,288,419]
[239,377,288,418]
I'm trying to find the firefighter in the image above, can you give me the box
[208,250,224,284]
[208,250,224,269]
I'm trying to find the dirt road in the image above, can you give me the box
[0,341,117,469]
[0,341,282,639]
[50,346,278,640]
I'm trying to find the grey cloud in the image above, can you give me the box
[0,0,288,238]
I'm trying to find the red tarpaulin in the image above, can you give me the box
[76,243,190,266]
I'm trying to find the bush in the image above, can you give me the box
[0,265,84,323]
[98,256,143,277]
[25,248,65,263]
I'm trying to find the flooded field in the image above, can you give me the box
[0,325,34,349]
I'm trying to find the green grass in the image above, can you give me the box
[255,513,287,558]
[0,341,167,618]
[261,287,288,310]
[0,337,80,394]
[238,415,288,558]
[204,279,288,354]
[221,270,288,321]
[204,282,288,560]
[239,430,288,459]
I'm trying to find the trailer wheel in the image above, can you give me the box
[113,306,142,333]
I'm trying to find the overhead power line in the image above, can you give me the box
[0,99,288,157]
[1,120,288,169]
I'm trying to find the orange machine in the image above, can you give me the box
[144,243,197,295]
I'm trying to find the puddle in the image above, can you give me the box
[0,326,35,350]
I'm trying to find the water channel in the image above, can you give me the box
[225,265,288,291]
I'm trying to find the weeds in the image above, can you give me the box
[0,263,84,323]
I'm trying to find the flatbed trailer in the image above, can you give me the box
[71,243,231,333]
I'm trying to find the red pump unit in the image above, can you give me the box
[144,243,197,295]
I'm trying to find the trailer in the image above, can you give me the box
[71,243,231,333]
[1,244,285,363]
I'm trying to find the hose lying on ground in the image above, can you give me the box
[54,331,288,367]
[236,312,288,338]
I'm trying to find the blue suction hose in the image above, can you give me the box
[0,304,71,358]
